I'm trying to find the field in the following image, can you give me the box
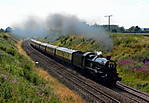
[48,33,149,92]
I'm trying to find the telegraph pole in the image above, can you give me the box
[104,15,112,32]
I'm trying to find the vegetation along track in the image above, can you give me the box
[23,40,149,103]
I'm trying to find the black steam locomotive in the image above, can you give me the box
[30,39,121,85]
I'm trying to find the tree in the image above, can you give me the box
[127,26,142,33]
[134,26,142,33]
[0,28,5,32]
[5,27,12,32]
[111,29,117,33]
[119,27,125,33]
[127,26,135,32]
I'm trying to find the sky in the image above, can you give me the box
[0,0,149,29]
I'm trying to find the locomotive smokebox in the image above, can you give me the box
[106,56,111,60]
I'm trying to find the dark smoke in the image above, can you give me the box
[12,16,48,38]
[11,14,113,50]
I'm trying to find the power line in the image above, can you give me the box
[104,15,112,32]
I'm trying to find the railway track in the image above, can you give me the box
[23,40,149,103]
[23,40,121,103]
[114,82,149,103]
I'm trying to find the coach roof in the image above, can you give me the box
[46,44,58,48]
[56,47,77,54]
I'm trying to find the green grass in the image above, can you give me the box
[0,33,60,103]
[46,34,149,92]
[52,35,104,52]
[108,35,149,61]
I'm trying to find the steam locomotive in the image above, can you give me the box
[30,39,121,85]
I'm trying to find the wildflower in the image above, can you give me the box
[136,67,149,72]
[11,78,18,83]
[117,59,134,65]
[0,74,8,80]
[144,62,149,66]
[37,92,46,97]
[48,98,51,102]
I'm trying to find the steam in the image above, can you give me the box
[12,14,113,50]
[12,16,48,38]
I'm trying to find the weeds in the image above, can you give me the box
[0,33,60,103]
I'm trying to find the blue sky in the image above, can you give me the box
[0,0,149,28]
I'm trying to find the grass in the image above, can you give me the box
[0,33,60,103]
[44,34,149,93]
[36,68,85,103]
[108,35,149,61]
[52,35,104,52]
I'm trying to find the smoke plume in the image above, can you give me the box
[12,14,113,50]
[12,16,48,38]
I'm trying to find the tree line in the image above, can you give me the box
[92,24,149,33]
[0,27,12,33]
[1,25,149,33]
[109,25,147,33]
